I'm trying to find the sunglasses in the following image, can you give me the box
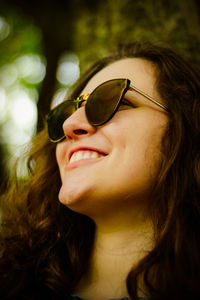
[47,78,168,143]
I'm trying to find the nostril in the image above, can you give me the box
[73,129,88,135]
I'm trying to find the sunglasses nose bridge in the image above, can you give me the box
[62,105,96,140]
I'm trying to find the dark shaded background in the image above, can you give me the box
[0,0,200,192]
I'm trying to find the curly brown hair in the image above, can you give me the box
[1,42,200,300]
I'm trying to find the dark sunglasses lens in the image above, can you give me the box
[85,79,128,126]
[47,100,76,142]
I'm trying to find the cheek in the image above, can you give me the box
[109,112,167,171]
[56,144,66,177]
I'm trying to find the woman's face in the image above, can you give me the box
[56,58,168,219]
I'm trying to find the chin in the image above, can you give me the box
[58,183,94,214]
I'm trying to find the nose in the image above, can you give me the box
[62,106,97,140]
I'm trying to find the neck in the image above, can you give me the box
[94,220,153,254]
[74,209,153,299]
[92,201,153,255]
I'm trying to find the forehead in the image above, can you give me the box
[81,58,159,99]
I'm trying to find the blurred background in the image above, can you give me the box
[0,0,200,191]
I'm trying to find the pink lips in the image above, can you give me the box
[66,147,107,170]
[68,147,107,162]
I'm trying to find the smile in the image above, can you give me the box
[69,150,105,164]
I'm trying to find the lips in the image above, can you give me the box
[68,147,107,164]
[69,150,105,163]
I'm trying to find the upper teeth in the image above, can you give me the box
[69,150,103,163]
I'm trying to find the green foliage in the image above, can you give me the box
[0,0,200,179]
[72,0,200,70]
[0,6,42,66]
[1,0,200,81]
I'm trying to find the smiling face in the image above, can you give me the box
[56,58,168,220]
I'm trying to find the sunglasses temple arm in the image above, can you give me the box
[129,83,168,111]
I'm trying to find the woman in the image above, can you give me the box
[0,41,200,300]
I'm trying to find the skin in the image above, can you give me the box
[56,58,168,299]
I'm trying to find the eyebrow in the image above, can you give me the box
[129,83,168,111]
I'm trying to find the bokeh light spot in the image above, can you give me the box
[0,87,6,121]
[51,87,68,108]
[56,52,80,86]
[0,16,10,41]
[2,87,38,146]
[0,64,18,87]
[11,95,37,128]
[15,54,46,84]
